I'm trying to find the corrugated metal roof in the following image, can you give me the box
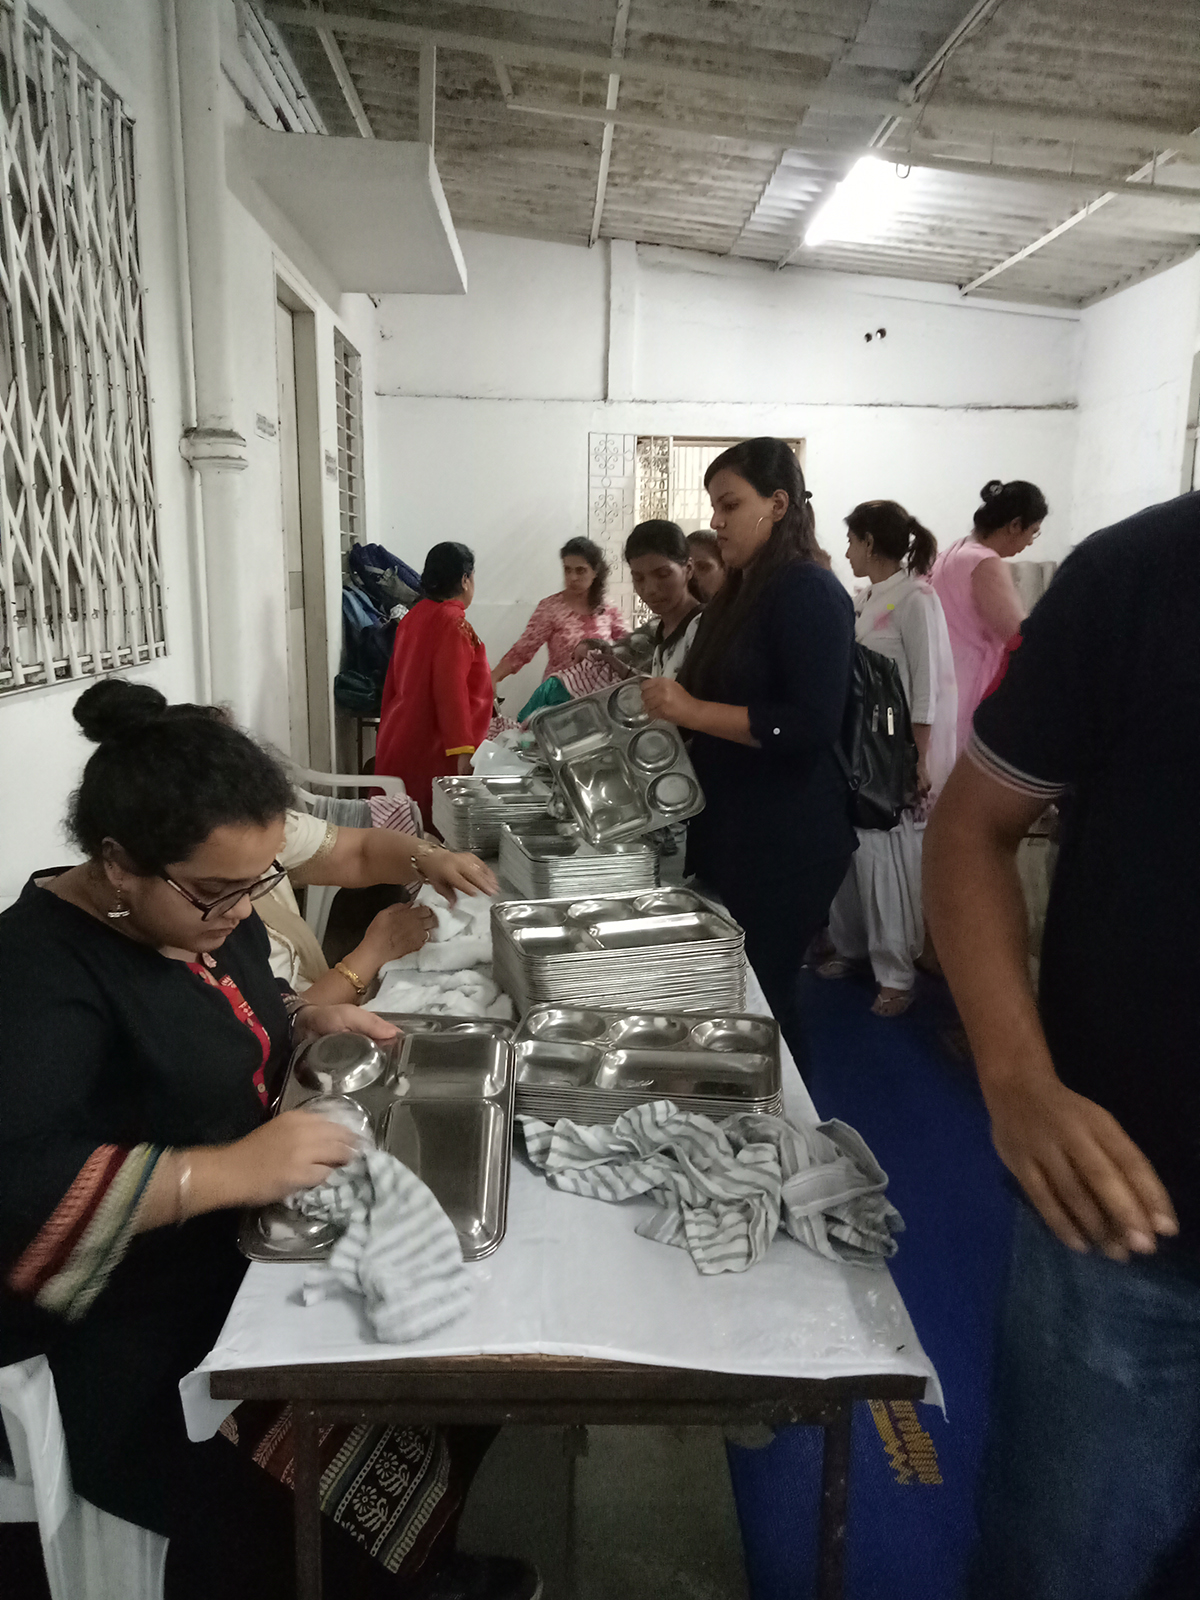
[263,0,1200,306]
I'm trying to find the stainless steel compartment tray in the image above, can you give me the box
[431,775,552,854]
[511,1005,780,1125]
[498,821,658,901]
[239,1013,516,1264]
[529,679,704,846]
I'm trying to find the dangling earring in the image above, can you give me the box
[107,886,131,921]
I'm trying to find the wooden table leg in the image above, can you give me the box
[293,1404,323,1600]
[817,1400,853,1600]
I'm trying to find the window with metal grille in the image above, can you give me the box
[0,2,164,695]
[333,330,363,551]
[587,434,807,623]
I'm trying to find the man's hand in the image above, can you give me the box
[985,1073,1178,1259]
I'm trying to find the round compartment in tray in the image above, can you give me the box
[627,727,678,774]
[444,1021,512,1038]
[608,681,650,728]
[295,1033,384,1093]
[500,903,565,928]
[524,1007,610,1043]
[256,1204,340,1251]
[634,889,703,916]
[298,1094,375,1144]
[605,1014,689,1047]
[565,898,638,925]
[647,772,701,816]
[689,1017,775,1053]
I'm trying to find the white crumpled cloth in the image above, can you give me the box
[367,965,514,1019]
[289,1147,472,1343]
[520,1100,903,1275]
[366,883,510,1015]
[375,882,494,974]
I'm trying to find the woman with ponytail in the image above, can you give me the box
[931,478,1047,751]
[818,500,957,1016]
[640,438,856,1067]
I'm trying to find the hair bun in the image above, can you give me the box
[980,480,1004,501]
[72,679,168,744]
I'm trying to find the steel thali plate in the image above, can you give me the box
[239,1014,516,1265]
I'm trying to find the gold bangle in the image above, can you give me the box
[409,841,447,878]
[334,960,367,998]
[176,1153,192,1227]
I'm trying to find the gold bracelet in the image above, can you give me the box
[334,960,367,998]
[409,841,447,878]
[176,1153,192,1227]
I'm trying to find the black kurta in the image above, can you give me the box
[685,558,856,1063]
[0,877,289,1531]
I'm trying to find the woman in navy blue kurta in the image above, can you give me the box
[642,439,855,1068]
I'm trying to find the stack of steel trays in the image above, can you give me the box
[491,887,745,1014]
[513,1004,782,1125]
[498,820,658,900]
[431,774,552,855]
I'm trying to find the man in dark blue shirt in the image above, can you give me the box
[926,491,1200,1600]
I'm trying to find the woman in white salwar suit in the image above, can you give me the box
[821,500,957,1017]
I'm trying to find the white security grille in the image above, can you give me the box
[0,0,164,694]
[333,330,363,551]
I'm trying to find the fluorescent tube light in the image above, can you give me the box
[804,157,906,248]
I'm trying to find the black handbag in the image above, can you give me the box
[837,644,919,831]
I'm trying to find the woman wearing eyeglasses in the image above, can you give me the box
[0,680,540,1600]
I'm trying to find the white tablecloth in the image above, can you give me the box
[181,970,940,1441]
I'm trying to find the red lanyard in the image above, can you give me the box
[188,961,271,1106]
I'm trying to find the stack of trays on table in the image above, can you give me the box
[431,773,552,854]
[513,1004,782,1124]
[498,820,658,900]
[491,887,745,1014]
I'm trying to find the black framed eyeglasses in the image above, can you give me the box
[161,860,287,921]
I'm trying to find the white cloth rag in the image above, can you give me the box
[379,883,494,973]
[519,1100,903,1275]
[367,964,515,1020]
[289,1147,472,1343]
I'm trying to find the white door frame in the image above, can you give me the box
[275,276,332,770]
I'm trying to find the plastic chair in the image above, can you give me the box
[288,765,418,947]
[0,1355,166,1600]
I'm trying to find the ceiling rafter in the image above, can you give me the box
[263,6,1200,162]
[960,132,1200,293]
[588,0,630,248]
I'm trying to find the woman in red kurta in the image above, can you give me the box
[375,543,493,819]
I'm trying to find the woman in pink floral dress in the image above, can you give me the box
[491,537,628,691]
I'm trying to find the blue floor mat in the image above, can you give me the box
[727,971,1016,1600]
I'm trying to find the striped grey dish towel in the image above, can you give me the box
[519,1101,903,1275]
[290,1149,472,1342]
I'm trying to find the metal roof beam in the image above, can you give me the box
[300,0,372,136]
[263,7,1200,161]
[961,139,1200,293]
[418,42,435,148]
[588,0,630,248]
[506,98,1200,206]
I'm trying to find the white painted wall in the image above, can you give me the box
[224,87,383,755]
[0,0,201,902]
[0,0,382,903]
[374,232,1082,712]
[1070,255,1200,541]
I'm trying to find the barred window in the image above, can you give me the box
[0,1,164,694]
[333,329,363,551]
